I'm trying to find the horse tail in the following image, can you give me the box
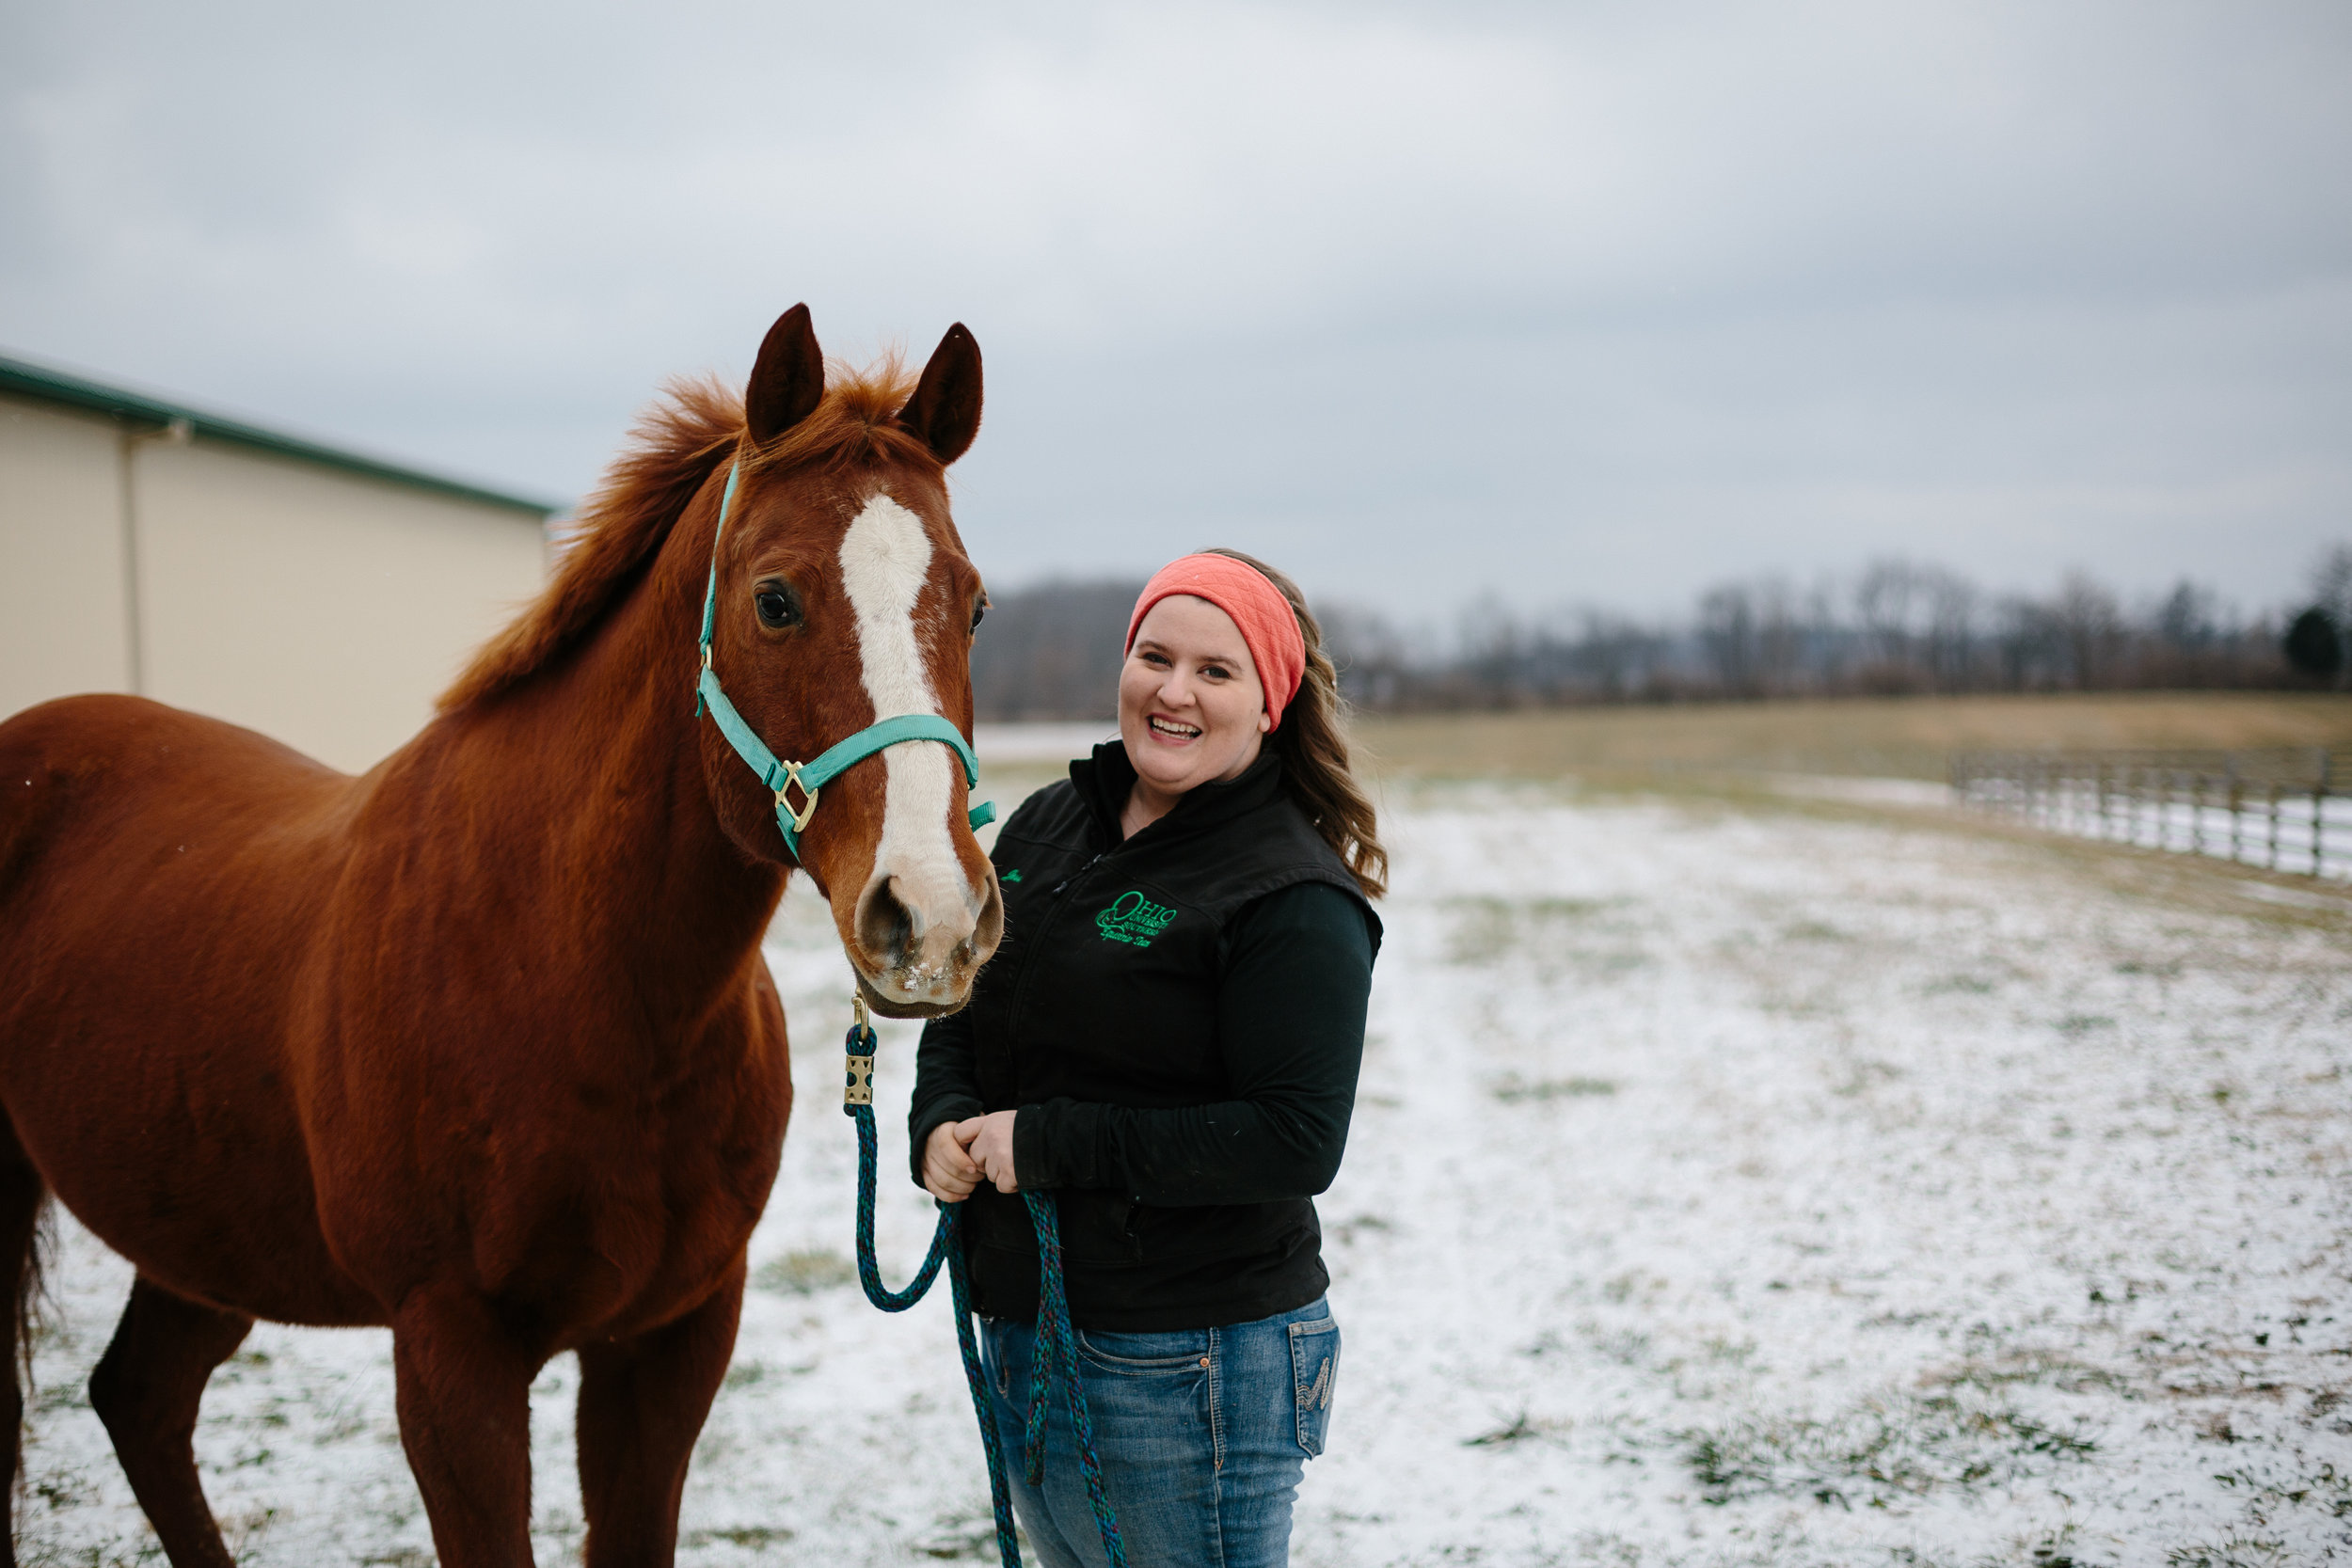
[0,706,63,1386]
[0,1117,49,1398]
[9,1180,49,1387]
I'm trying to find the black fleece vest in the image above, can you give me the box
[957,744,1377,1327]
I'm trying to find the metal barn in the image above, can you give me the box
[0,355,558,771]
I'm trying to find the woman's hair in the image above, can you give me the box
[1201,548,1388,900]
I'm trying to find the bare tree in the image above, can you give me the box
[1993,594,2060,690]
[1753,579,1810,696]
[2312,543,2352,627]
[2153,579,2220,650]
[1854,560,1921,672]
[1320,602,1413,709]
[1455,594,1533,706]
[1921,568,1979,689]
[1698,583,1759,696]
[967,578,1142,720]
[2051,573,2124,689]
[1569,610,1662,701]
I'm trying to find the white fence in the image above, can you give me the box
[1950,749,2351,881]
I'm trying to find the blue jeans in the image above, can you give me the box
[978,1298,1341,1568]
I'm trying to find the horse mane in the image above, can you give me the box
[440,357,930,712]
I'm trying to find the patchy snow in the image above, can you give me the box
[16,784,2351,1567]
[1765,773,1956,810]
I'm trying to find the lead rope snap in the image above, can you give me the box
[842,992,875,1107]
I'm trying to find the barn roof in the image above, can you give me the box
[0,351,564,518]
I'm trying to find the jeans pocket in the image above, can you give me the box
[982,1322,1013,1399]
[1076,1326,1209,1375]
[1287,1315,1341,1457]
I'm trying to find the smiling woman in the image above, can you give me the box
[910,550,1385,1567]
[1119,591,1270,830]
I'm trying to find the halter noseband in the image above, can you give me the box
[693,458,993,861]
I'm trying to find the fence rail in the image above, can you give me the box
[1949,748,2352,881]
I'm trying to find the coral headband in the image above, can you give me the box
[1125,554,1308,731]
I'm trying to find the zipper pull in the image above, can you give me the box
[1051,850,1106,895]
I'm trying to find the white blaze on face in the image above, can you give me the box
[836,492,968,979]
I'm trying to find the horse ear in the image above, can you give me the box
[899,323,983,466]
[745,305,824,444]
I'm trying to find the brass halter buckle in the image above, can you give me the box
[774,761,820,834]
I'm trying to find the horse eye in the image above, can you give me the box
[971,601,988,634]
[755,586,799,629]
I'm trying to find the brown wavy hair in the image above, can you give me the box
[1202,548,1387,900]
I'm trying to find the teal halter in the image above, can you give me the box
[693,458,993,861]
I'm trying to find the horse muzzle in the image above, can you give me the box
[849,863,1004,1018]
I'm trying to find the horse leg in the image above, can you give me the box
[0,1141,45,1568]
[389,1286,542,1568]
[87,1275,254,1568]
[575,1266,744,1568]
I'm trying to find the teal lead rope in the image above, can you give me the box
[1016,1188,1126,1560]
[844,1012,1126,1568]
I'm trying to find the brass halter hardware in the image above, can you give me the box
[773,762,820,834]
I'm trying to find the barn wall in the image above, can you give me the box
[0,395,135,718]
[135,440,548,771]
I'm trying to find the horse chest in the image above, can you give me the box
[499,1085,781,1309]
[308,1023,789,1337]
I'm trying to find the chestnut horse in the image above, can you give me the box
[0,305,1002,1567]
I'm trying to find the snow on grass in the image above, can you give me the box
[14,784,2349,1566]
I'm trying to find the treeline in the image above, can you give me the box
[967,551,2352,721]
[968,579,1137,720]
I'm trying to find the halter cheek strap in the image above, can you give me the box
[694,458,993,861]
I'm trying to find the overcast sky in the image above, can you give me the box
[5,0,2348,623]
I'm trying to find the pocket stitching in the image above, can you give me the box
[1300,1354,1331,1410]
[1287,1318,1340,1456]
[1075,1330,1207,1374]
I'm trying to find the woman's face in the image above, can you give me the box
[1119,594,1270,800]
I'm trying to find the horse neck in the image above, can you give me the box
[426,494,787,1024]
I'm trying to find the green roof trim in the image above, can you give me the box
[0,352,565,518]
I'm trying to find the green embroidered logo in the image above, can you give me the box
[1001,868,1023,883]
[1095,890,1177,947]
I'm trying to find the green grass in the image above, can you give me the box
[1491,1074,1619,1103]
[1678,1388,2099,1508]
[752,1248,856,1295]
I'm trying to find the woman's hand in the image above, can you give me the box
[959,1110,1021,1193]
[922,1120,984,1203]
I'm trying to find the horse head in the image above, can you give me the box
[697,306,1002,1017]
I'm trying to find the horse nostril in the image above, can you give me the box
[972,870,1006,958]
[854,877,915,968]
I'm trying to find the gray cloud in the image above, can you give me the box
[5,0,2347,619]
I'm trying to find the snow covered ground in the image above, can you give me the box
[16,780,2351,1567]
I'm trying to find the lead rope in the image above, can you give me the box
[843,1002,1127,1568]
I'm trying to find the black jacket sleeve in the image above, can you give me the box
[1010,879,1375,1206]
[908,1003,987,1187]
